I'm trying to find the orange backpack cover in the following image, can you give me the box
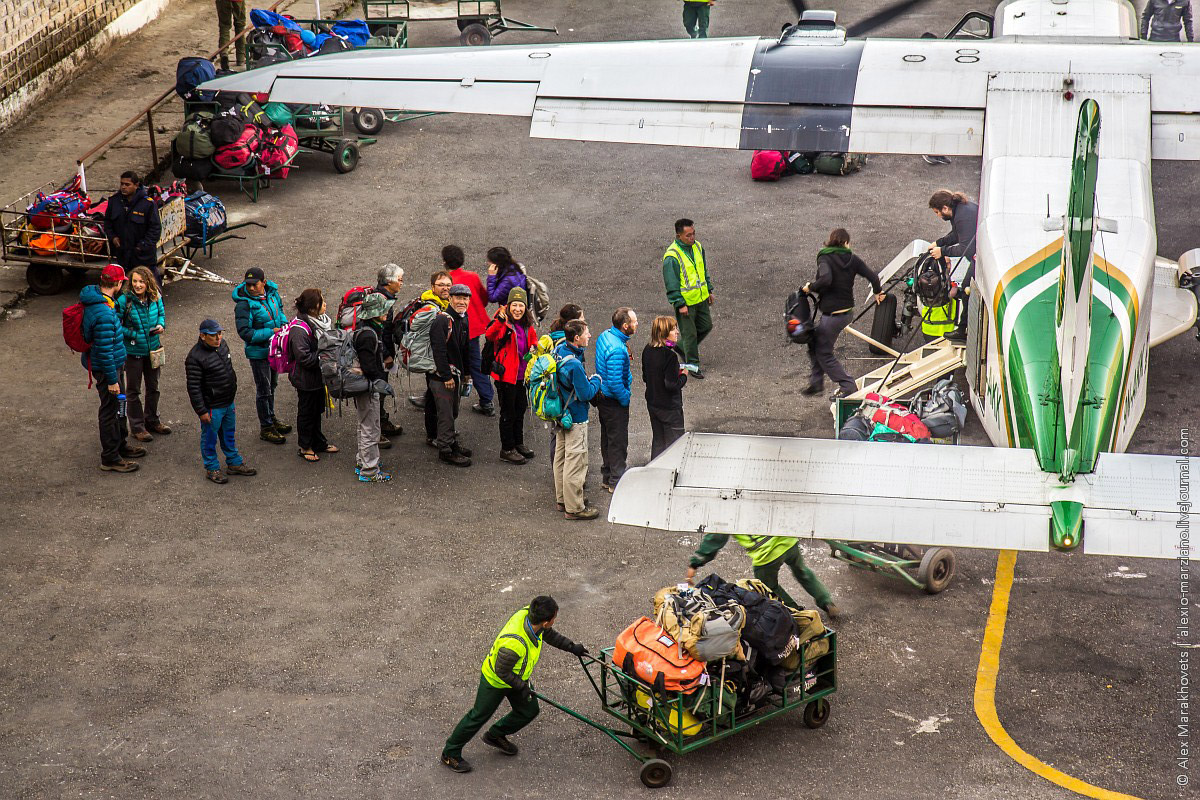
[613,617,705,694]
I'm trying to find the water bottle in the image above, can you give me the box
[117,393,127,419]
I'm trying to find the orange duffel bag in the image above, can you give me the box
[613,617,706,694]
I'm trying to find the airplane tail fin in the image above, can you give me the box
[1054,98,1101,480]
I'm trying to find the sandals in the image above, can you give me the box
[298,449,320,462]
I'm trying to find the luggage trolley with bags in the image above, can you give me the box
[533,575,837,789]
[362,0,558,47]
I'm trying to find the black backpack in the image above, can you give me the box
[209,115,245,148]
[785,289,817,344]
[915,253,951,307]
[697,573,798,665]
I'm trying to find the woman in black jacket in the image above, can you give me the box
[289,288,338,462]
[802,228,885,397]
[642,315,689,459]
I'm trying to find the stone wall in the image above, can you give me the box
[0,0,172,131]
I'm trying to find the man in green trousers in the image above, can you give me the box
[662,217,714,378]
[215,0,247,69]
[686,533,841,617]
[682,0,715,38]
[441,596,588,773]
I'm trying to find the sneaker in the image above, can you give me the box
[260,426,286,444]
[206,470,228,484]
[440,755,472,773]
[515,445,535,459]
[380,420,403,436]
[100,460,139,473]
[500,449,527,464]
[564,506,601,521]
[801,383,823,396]
[440,450,471,468]
[378,436,393,450]
[271,421,292,435]
[471,403,496,417]
[148,422,172,435]
[226,463,257,477]
[482,730,519,756]
[358,471,392,483]
[691,369,705,379]
[119,445,147,459]
[453,442,473,458]
[133,430,154,443]
[601,482,615,494]
[408,395,425,410]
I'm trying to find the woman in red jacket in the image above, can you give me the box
[485,287,538,464]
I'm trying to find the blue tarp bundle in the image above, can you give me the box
[249,9,301,31]
[313,20,372,50]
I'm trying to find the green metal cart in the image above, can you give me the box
[363,0,557,46]
[537,631,837,789]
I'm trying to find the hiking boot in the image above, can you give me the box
[408,395,425,409]
[564,506,601,521]
[691,369,705,379]
[820,602,842,619]
[271,421,292,435]
[482,731,519,756]
[440,450,471,468]
[380,420,403,436]
[358,471,392,483]
[515,444,535,459]
[472,402,496,417]
[100,460,139,473]
[119,445,147,459]
[945,328,968,342]
[801,383,823,396]
[133,430,153,443]
[440,755,472,773]
[148,422,172,435]
[500,449,527,465]
[601,482,615,494]
[226,463,257,477]
[378,436,393,450]
[452,442,473,458]
[260,426,286,444]
[206,470,228,484]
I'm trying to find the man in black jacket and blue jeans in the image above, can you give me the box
[184,318,257,484]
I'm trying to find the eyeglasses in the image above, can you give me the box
[434,282,452,289]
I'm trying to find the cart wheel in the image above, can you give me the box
[371,24,399,38]
[803,698,831,729]
[460,23,492,46]
[26,264,65,295]
[334,141,360,174]
[918,547,956,594]
[456,19,472,31]
[353,108,385,136]
[639,758,673,789]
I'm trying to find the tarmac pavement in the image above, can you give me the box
[0,1,1194,798]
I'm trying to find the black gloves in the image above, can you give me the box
[571,643,589,657]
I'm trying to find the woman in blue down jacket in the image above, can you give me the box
[117,266,170,441]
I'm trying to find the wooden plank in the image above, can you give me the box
[848,338,965,401]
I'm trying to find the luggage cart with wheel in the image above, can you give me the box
[362,0,557,47]
[536,631,836,789]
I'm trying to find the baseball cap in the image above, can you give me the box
[449,283,472,297]
[199,318,224,334]
[100,264,127,282]
[244,267,266,283]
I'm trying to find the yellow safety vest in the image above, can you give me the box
[664,240,710,306]
[920,298,958,337]
[481,607,543,689]
[731,535,796,567]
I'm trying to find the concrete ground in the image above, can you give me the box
[0,1,1193,798]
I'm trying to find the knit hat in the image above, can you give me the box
[506,287,528,307]
[360,291,394,320]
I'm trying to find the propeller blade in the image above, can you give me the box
[844,0,930,37]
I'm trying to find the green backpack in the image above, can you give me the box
[526,350,577,428]
[263,102,295,128]
[174,111,215,159]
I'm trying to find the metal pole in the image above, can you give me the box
[146,109,158,168]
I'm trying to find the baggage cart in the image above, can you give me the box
[536,631,836,789]
[363,0,557,47]
[1,184,234,294]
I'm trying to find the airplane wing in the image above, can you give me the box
[1150,254,1199,347]
[202,34,1200,156]
[607,433,1198,561]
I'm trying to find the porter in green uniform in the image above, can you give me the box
[687,534,840,616]
[663,218,714,376]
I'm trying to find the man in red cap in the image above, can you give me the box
[80,264,145,472]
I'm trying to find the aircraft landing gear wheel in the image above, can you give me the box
[459,22,492,46]
[803,698,831,729]
[26,264,65,295]
[353,108,385,136]
[639,758,672,789]
[334,141,360,173]
[918,547,956,594]
[869,292,898,354]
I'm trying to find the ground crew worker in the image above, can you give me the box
[663,218,713,378]
[441,596,588,773]
[686,534,841,617]
[215,0,248,70]
[918,294,959,343]
[1141,0,1194,42]
[927,189,979,341]
[682,0,715,38]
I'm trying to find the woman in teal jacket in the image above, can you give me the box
[117,266,170,440]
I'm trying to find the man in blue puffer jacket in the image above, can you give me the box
[81,264,144,472]
[552,320,603,520]
[232,267,291,444]
[594,307,638,493]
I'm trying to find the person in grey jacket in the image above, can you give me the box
[1141,0,1194,41]
[928,189,979,341]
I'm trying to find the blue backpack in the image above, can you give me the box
[175,57,217,102]
[184,191,227,246]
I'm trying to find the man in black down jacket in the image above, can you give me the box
[184,319,256,484]
[103,171,162,277]
[1141,0,1194,41]
[928,189,979,340]
[426,283,473,467]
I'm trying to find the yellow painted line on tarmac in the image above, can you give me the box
[974,550,1144,800]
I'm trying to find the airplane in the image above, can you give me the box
[203,0,1200,562]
